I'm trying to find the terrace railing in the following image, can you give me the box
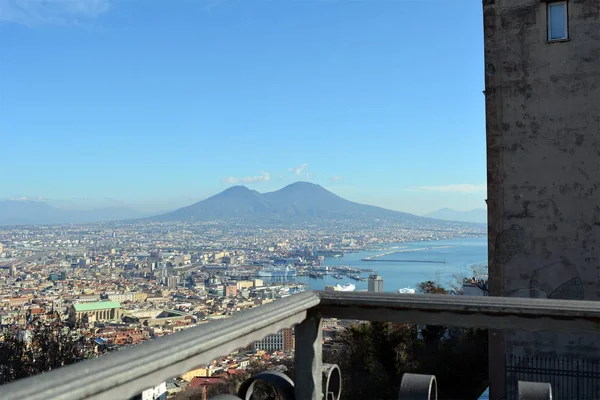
[2,290,600,400]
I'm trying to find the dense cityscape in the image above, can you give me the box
[0,218,484,398]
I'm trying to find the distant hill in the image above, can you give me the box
[425,208,487,224]
[0,200,151,226]
[149,182,478,227]
[0,186,487,227]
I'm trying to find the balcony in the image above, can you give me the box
[1,291,599,400]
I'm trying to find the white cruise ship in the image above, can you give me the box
[325,283,356,292]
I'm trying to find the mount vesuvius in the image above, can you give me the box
[148,182,478,226]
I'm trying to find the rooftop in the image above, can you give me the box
[73,301,121,312]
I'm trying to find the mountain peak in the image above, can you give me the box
[278,181,324,192]
[221,185,251,193]
[286,181,319,187]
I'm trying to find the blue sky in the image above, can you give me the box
[0,0,486,214]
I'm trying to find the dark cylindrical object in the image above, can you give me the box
[399,373,437,400]
[518,381,553,400]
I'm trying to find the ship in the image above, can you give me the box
[324,283,356,292]
[335,283,356,291]
[257,266,297,278]
[325,283,356,292]
[398,288,416,294]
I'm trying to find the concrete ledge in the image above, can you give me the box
[317,291,600,333]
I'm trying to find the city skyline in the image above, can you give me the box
[0,0,486,215]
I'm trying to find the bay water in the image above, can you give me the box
[296,237,488,292]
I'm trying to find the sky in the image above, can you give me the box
[0,0,487,215]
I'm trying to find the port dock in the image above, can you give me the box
[361,259,446,264]
[361,250,446,264]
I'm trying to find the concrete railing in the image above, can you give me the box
[2,291,599,400]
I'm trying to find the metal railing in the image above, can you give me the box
[2,291,600,400]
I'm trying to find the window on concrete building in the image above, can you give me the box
[547,1,568,41]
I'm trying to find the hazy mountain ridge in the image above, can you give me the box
[425,208,487,224]
[0,200,151,226]
[0,184,486,227]
[149,182,480,226]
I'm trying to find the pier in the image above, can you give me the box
[361,259,447,264]
[360,251,397,261]
[361,248,447,264]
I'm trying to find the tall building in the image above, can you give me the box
[484,1,600,398]
[0,242,4,254]
[368,274,383,292]
[167,276,180,289]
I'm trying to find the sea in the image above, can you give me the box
[296,237,488,292]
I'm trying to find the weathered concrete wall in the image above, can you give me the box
[484,0,600,397]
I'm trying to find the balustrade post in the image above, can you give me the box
[295,308,323,400]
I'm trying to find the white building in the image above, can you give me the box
[368,274,384,292]
[141,382,167,400]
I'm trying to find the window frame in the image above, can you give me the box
[547,1,569,42]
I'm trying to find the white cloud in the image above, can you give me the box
[0,0,111,26]
[221,172,271,185]
[289,163,308,176]
[305,172,312,181]
[413,184,487,194]
[329,176,343,182]
[8,196,29,201]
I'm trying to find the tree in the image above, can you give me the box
[0,320,92,385]
[325,322,417,400]
[451,264,488,294]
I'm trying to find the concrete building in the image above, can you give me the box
[69,301,122,325]
[107,293,135,303]
[368,274,384,293]
[236,280,254,291]
[225,285,237,297]
[167,276,180,289]
[484,0,600,398]
[141,382,166,400]
[283,327,294,351]
[107,292,148,303]
[253,328,294,352]
[462,278,489,296]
